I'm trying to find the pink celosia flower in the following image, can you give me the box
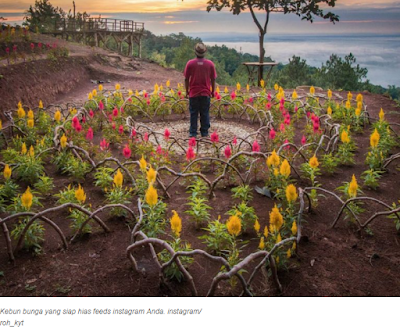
[301,135,307,145]
[146,99,150,106]
[72,116,79,128]
[267,93,272,101]
[186,146,195,161]
[230,91,236,100]
[294,106,298,113]
[112,122,116,130]
[81,116,86,123]
[99,100,104,111]
[120,107,124,113]
[131,128,137,138]
[89,109,94,118]
[118,125,124,134]
[284,113,291,125]
[266,103,272,111]
[156,145,163,155]
[164,128,171,140]
[113,107,118,117]
[224,145,232,159]
[280,123,285,132]
[248,97,253,103]
[144,132,149,142]
[252,140,260,152]
[211,131,219,143]
[269,128,276,140]
[233,136,237,145]
[189,137,196,148]
[75,123,82,133]
[123,144,131,158]
[86,127,93,140]
[100,139,109,151]
[144,92,148,98]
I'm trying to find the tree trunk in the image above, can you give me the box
[258,32,266,87]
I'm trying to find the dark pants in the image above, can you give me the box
[189,96,210,137]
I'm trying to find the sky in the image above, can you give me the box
[1,0,400,35]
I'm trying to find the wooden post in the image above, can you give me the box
[94,32,98,47]
[138,36,142,58]
[130,35,134,57]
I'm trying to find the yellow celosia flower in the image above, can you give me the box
[355,107,361,117]
[279,159,291,178]
[356,93,363,102]
[39,100,43,109]
[27,109,34,119]
[273,168,279,177]
[92,89,97,97]
[29,145,34,157]
[128,89,133,96]
[21,187,33,210]
[139,155,147,171]
[274,83,278,91]
[286,184,298,203]
[113,169,124,188]
[292,242,297,251]
[216,86,220,94]
[3,164,12,180]
[259,237,265,249]
[21,142,27,155]
[87,93,92,101]
[327,106,332,116]
[379,108,385,121]
[269,205,283,233]
[370,129,380,148]
[75,184,86,203]
[341,130,350,144]
[18,107,26,118]
[310,86,315,95]
[226,214,241,236]
[170,210,182,237]
[309,155,319,168]
[254,219,260,233]
[348,174,358,198]
[327,89,332,99]
[236,82,241,91]
[154,83,159,93]
[146,166,157,184]
[166,80,170,88]
[345,100,351,110]
[115,83,121,91]
[267,150,280,167]
[99,84,103,91]
[60,134,67,148]
[287,248,292,259]
[27,119,34,128]
[54,110,61,122]
[224,86,228,93]
[145,184,158,207]
[246,84,250,92]
[291,221,298,236]
[276,233,282,243]
[292,90,298,99]
[263,226,269,238]
[0,119,2,130]
[347,92,353,101]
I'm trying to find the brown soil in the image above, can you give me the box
[1,36,400,296]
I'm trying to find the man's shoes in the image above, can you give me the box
[201,134,209,138]
[189,134,197,138]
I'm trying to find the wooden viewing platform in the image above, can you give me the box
[46,18,145,57]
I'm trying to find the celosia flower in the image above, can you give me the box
[115,83,121,91]
[280,159,291,178]
[348,174,358,198]
[113,108,118,117]
[210,131,219,143]
[144,132,149,142]
[4,164,12,180]
[123,145,131,159]
[291,221,298,236]
[286,184,298,203]
[276,233,282,244]
[27,119,34,128]
[88,92,93,100]
[287,248,292,259]
[327,106,332,116]
[27,109,34,119]
[60,134,67,148]
[75,123,82,132]
[236,82,241,91]
[86,127,93,140]
[252,140,260,152]
[309,155,319,168]
[29,145,34,157]
[131,128,137,138]
[274,84,279,91]
[89,109,94,118]
[170,210,182,237]
[21,187,33,210]
[327,89,332,99]
[164,128,171,140]
[356,93,363,102]
[230,91,236,100]
[233,136,237,145]
[267,150,280,167]
[99,84,103,91]
[370,129,380,148]
[188,137,196,148]
[269,205,283,233]
[292,90,298,99]
[310,86,315,95]
[259,237,265,249]
[139,156,147,171]
[54,110,61,122]
[112,122,116,130]
[301,135,307,145]
[100,138,109,151]
[254,219,260,233]
[146,166,157,184]
[379,108,385,121]
[118,125,124,135]
[341,130,350,144]
[99,100,104,111]
[156,145,163,155]
[226,214,241,236]
[21,142,27,155]
[39,100,43,109]
[113,169,123,188]
[75,184,86,203]
[269,128,276,140]
[18,107,26,118]
[72,116,79,128]
[263,226,269,238]
[145,184,158,207]
[224,145,232,159]
[186,146,196,161]
[266,102,272,110]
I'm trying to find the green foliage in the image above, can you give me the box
[94,167,114,190]
[13,154,45,185]
[185,197,212,228]
[199,219,234,255]
[47,46,69,61]
[321,153,339,175]
[231,184,253,204]
[142,201,167,238]
[227,202,258,232]
[24,0,66,32]
[33,175,54,195]
[11,219,45,254]
[105,186,132,217]
[361,169,384,190]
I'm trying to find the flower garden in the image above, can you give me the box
[1,81,400,296]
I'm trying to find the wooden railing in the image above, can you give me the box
[55,18,145,33]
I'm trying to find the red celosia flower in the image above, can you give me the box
[113,107,118,117]
[123,144,131,158]
[280,98,285,106]
[100,139,109,151]
[75,123,82,133]
[111,122,116,130]
[294,106,298,112]
[177,91,182,97]
[186,146,195,161]
[6,47,10,54]
[301,135,307,145]
[99,100,104,111]
[189,137,196,148]
[210,131,219,143]
[86,127,93,140]
[81,116,86,123]
[248,97,253,103]
[224,145,232,159]
[280,123,285,132]
[120,106,124,113]
[266,103,272,110]
[233,136,237,145]
[284,113,291,125]
[118,125,124,134]
[30,43,35,50]
[146,99,150,106]
[269,128,276,140]
[216,94,221,100]
[156,145,163,155]
[252,140,260,152]
[144,92,148,98]
[89,109,94,118]
[164,128,171,140]
[144,132,149,142]
[38,43,42,49]
[131,128,137,137]
[72,116,79,128]
[230,91,236,100]
[267,93,272,101]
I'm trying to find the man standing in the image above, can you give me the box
[184,43,217,138]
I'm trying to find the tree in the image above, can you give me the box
[206,0,339,86]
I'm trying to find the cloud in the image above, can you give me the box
[164,20,199,24]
